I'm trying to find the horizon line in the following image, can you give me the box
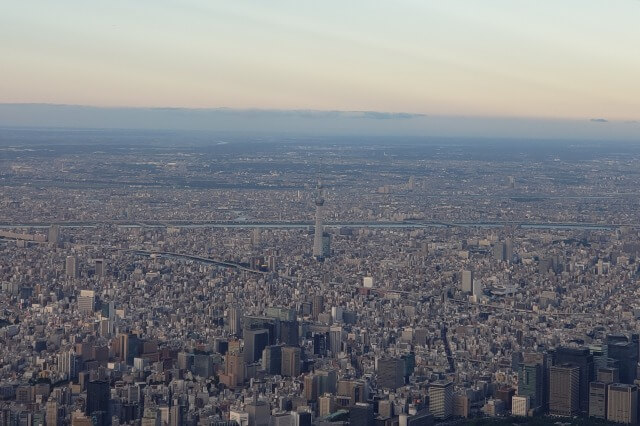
[0,102,624,124]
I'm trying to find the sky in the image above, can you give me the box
[1,1,640,136]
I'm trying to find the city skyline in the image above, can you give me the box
[3,2,640,425]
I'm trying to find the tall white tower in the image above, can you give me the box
[313,182,325,259]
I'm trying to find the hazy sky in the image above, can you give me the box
[2,1,640,121]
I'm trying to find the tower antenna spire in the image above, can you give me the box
[313,180,326,260]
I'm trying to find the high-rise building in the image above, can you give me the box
[246,399,270,426]
[495,387,515,411]
[265,306,296,322]
[518,363,543,409]
[229,409,249,426]
[598,367,620,384]
[377,357,405,390]
[244,329,269,364]
[281,346,301,377]
[511,396,530,417]
[549,365,580,416]
[607,334,639,384]
[270,412,291,426]
[85,380,110,419]
[317,369,337,395]
[329,326,342,355]
[472,280,483,299]
[46,400,61,426]
[554,347,594,412]
[251,228,261,246]
[321,234,331,258]
[461,270,473,293]
[522,352,549,409]
[280,320,299,346]
[77,290,95,315]
[607,384,638,425]
[428,381,453,420]
[127,334,141,365]
[291,411,312,426]
[318,394,336,417]
[58,349,81,380]
[453,394,470,418]
[228,306,242,337]
[116,332,140,365]
[66,255,78,279]
[312,295,324,319]
[169,403,183,426]
[337,379,366,405]
[72,411,93,426]
[304,374,319,402]
[243,316,278,345]
[313,332,327,357]
[48,224,61,246]
[221,351,245,388]
[400,409,434,426]
[589,381,608,419]
[493,242,505,262]
[505,238,513,263]
[94,259,104,278]
[349,403,374,426]
[312,182,326,260]
[401,352,416,381]
[262,345,282,375]
[192,353,214,378]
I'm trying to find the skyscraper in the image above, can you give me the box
[607,384,638,425]
[607,334,639,384]
[117,333,129,364]
[318,394,336,417]
[461,270,473,293]
[312,295,324,319]
[377,357,405,390]
[493,242,505,262]
[505,238,513,263]
[262,345,282,375]
[518,363,543,409]
[85,380,110,420]
[46,400,60,426]
[94,259,104,278]
[58,349,81,380]
[511,396,530,417]
[329,326,343,356]
[66,255,78,279]
[589,381,608,419]
[246,398,270,426]
[522,352,549,409]
[228,306,242,337]
[349,403,374,426]
[244,328,269,364]
[429,381,453,420]
[280,320,299,346]
[312,182,325,259]
[554,347,594,412]
[48,224,61,246]
[317,369,337,395]
[77,290,95,315]
[291,411,312,426]
[597,367,620,384]
[281,346,301,377]
[304,374,319,402]
[222,351,245,388]
[549,365,580,416]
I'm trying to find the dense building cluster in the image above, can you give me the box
[1,133,640,425]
